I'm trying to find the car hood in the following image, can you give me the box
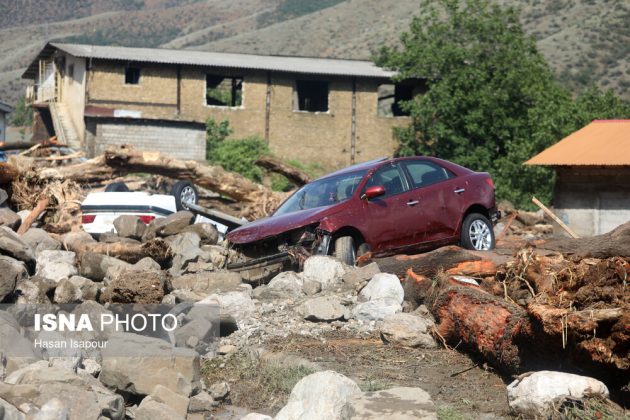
[227,205,341,244]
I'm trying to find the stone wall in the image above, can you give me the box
[553,166,630,236]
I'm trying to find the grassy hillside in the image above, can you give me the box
[0,0,627,107]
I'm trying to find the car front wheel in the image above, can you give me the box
[171,181,198,211]
[334,236,356,266]
[461,213,495,251]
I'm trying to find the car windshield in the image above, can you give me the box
[274,170,367,216]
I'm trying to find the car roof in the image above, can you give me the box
[317,157,388,180]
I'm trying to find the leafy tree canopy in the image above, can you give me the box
[376,0,629,208]
[10,95,33,127]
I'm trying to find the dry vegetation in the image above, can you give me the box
[0,0,628,104]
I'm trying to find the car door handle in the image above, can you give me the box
[453,188,465,194]
[406,200,420,206]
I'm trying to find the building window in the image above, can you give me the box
[206,75,243,107]
[295,80,328,112]
[125,66,141,85]
[377,83,415,117]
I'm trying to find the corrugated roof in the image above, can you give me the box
[22,42,396,80]
[525,120,630,166]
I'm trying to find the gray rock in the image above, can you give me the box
[98,232,140,244]
[303,256,348,289]
[379,313,436,348]
[0,208,21,231]
[173,318,214,349]
[0,396,25,420]
[0,312,38,375]
[343,262,380,291]
[114,215,147,239]
[166,232,202,275]
[255,271,304,300]
[200,245,229,267]
[352,299,402,322]
[53,276,100,303]
[241,414,272,420]
[359,273,404,303]
[133,257,161,271]
[79,252,132,282]
[148,384,190,418]
[188,391,218,412]
[341,387,436,419]
[149,211,195,238]
[35,250,77,283]
[182,223,219,245]
[303,279,322,296]
[0,189,7,206]
[14,278,53,304]
[33,398,69,420]
[136,397,183,420]
[171,272,242,295]
[100,333,200,397]
[300,296,346,322]
[61,231,96,250]
[275,371,361,420]
[0,227,35,270]
[0,256,28,301]
[197,285,254,327]
[20,228,61,256]
[209,381,230,400]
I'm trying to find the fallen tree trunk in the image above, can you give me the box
[64,238,172,264]
[375,246,482,279]
[37,145,285,205]
[535,220,630,258]
[255,155,311,186]
[17,197,49,235]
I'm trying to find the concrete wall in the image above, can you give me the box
[60,54,87,146]
[89,119,206,161]
[85,60,410,170]
[553,166,630,236]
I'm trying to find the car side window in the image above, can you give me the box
[404,161,454,189]
[363,165,407,198]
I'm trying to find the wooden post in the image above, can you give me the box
[532,196,579,239]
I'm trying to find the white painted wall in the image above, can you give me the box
[61,54,87,146]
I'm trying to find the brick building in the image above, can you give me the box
[23,43,420,169]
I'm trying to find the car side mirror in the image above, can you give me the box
[361,186,386,200]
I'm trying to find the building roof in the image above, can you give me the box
[23,42,396,80]
[0,102,12,114]
[525,120,630,166]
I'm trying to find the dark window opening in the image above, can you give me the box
[206,75,243,107]
[125,66,141,85]
[377,83,418,117]
[67,63,74,79]
[295,80,328,112]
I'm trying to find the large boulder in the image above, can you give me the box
[146,384,189,418]
[20,228,61,256]
[0,256,28,301]
[35,250,77,283]
[166,232,202,276]
[299,296,346,322]
[100,333,200,397]
[302,256,348,289]
[113,215,147,240]
[352,273,404,322]
[507,371,610,417]
[0,208,21,231]
[171,271,242,295]
[100,270,170,304]
[0,396,24,420]
[253,271,304,300]
[181,223,219,245]
[79,252,132,282]
[0,312,38,375]
[2,361,124,420]
[341,387,436,419]
[342,262,380,291]
[136,397,184,420]
[275,371,361,420]
[197,284,254,327]
[53,276,100,303]
[148,211,195,238]
[0,227,35,270]
[379,313,436,348]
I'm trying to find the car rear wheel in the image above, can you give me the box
[461,213,495,251]
[104,182,129,192]
[335,236,356,266]
[171,181,198,211]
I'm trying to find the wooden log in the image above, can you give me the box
[65,238,172,264]
[536,220,630,258]
[17,197,49,235]
[255,155,311,186]
[37,145,285,205]
[376,246,482,279]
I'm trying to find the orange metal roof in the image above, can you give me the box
[525,120,630,166]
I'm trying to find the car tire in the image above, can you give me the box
[104,182,129,192]
[335,236,356,266]
[461,213,495,251]
[171,181,198,211]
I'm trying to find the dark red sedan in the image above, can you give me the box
[227,157,499,275]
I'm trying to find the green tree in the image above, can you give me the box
[376,0,629,208]
[10,95,33,127]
